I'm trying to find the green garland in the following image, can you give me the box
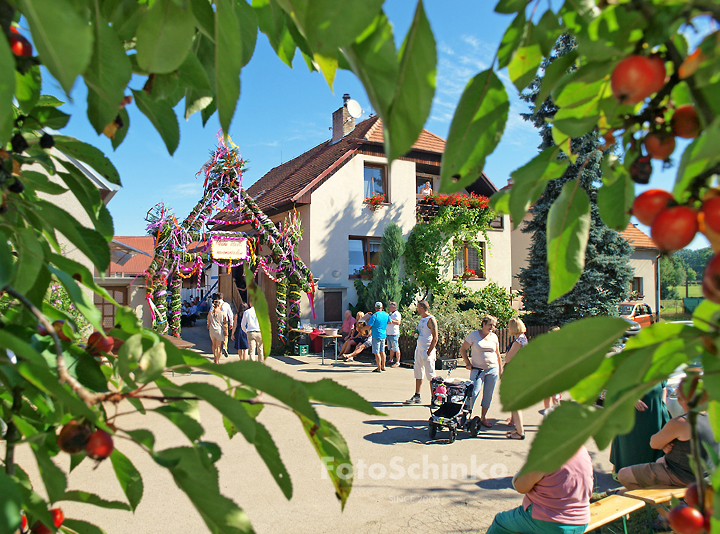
[170,275,182,336]
[276,278,288,345]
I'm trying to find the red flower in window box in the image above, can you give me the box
[365,193,387,211]
[462,268,476,280]
[359,264,376,279]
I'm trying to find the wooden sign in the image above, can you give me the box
[211,236,247,260]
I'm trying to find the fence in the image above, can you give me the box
[398,324,554,359]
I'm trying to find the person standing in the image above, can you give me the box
[504,318,528,440]
[404,301,438,404]
[460,315,502,428]
[368,302,390,372]
[231,302,249,360]
[386,302,402,367]
[419,180,432,195]
[216,293,234,358]
[241,300,264,362]
[206,298,227,364]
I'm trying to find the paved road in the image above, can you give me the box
[10,325,616,534]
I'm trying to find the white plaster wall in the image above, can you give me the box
[308,154,418,315]
[510,213,533,292]
[629,249,660,313]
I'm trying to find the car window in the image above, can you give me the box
[619,304,634,315]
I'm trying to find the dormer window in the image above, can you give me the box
[364,164,387,200]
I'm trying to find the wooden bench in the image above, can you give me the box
[621,487,687,505]
[586,495,646,533]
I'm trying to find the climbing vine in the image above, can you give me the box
[404,201,495,298]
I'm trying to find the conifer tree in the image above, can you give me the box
[518,36,633,325]
[367,222,405,307]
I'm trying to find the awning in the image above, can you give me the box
[110,239,151,266]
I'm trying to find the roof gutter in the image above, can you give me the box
[291,147,358,202]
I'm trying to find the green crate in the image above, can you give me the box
[294,343,309,356]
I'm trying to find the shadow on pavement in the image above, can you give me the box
[476,476,514,490]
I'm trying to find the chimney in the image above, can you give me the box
[331,93,355,144]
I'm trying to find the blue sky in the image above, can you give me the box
[48,1,709,249]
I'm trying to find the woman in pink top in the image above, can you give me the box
[486,446,593,534]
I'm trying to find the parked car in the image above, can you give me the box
[619,302,656,328]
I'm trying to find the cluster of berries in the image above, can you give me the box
[667,482,713,534]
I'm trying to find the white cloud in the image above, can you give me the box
[171,182,203,198]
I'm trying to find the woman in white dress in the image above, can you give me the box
[206,298,227,364]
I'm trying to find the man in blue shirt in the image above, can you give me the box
[368,302,390,372]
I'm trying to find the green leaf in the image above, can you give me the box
[155,402,205,442]
[84,6,133,135]
[671,81,693,107]
[10,227,44,294]
[124,429,156,451]
[300,415,352,509]
[535,9,562,57]
[49,253,117,305]
[0,230,17,288]
[61,490,131,511]
[507,147,568,229]
[0,471,23,534]
[569,351,629,405]
[245,263,272,360]
[342,12,397,122]
[209,361,318,423]
[135,342,167,384]
[489,189,510,216]
[546,180,591,302]
[48,265,103,330]
[31,444,67,503]
[495,0,528,13]
[153,447,253,533]
[179,382,256,443]
[62,518,108,534]
[136,0,195,73]
[235,0,258,68]
[28,106,70,130]
[552,60,612,110]
[53,135,121,186]
[36,95,64,107]
[553,101,599,138]
[104,0,148,41]
[694,300,720,333]
[131,89,180,155]
[385,0,436,164]
[674,119,720,203]
[709,401,720,443]
[189,0,215,41]
[111,107,130,150]
[574,5,646,62]
[534,50,578,113]
[20,0,93,94]
[597,157,633,231]
[214,0,243,134]
[178,50,213,92]
[501,316,629,411]
[290,0,383,55]
[253,0,295,67]
[21,170,67,195]
[508,22,543,91]
[253,421,292,499]
[440,69,509,193]
[15,65,42,113]
[303,378,383,415]
[0,36,15,144]
[497,10,526,70]
[110,448,143,512]
[55,165,110,238]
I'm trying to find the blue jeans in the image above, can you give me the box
[470,367,499,412]
[371,337,386,353]
[487,504,587,534]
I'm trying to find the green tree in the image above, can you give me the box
[517,36,633,325]
[367,222,405,307]
[660,256,679,299]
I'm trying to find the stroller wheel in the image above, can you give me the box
[448,428,457,444]
[428,418,437,439]
[469,416,481,437]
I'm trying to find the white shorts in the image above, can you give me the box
[414,345,437,380]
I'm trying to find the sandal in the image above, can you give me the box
[506,431,525,440]
[481,420,493,428]
[372,368,381,373]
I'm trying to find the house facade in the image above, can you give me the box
[229,97,512,330]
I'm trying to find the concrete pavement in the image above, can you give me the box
[8,324,616,534]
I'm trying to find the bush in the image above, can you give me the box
[433,280,515,328]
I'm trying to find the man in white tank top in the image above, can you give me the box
[404,300,438,404]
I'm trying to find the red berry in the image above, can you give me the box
[668,504,705,534]
[50,508,63,528]
[686,482,701,508]
[10,26,19,34]
[87,331,114,355]
[85,429,114,460]
[672,105,701,139]
[630,154,653,184]
[703,253,720,304]
[30,522,51,534]
[9,33,32,57]
[632,189,674,226]
[611,55,661,105]
[21,513,27,531]
[651,206,699,252]
[51,320,72,342]
[647,54,667,94]
[57,421,92,454]
[37,323,49,336]
[701,197,720,235]
[644,132,676,160]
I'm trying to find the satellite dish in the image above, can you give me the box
[346,99,363,119]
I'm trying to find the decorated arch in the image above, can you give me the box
[143,138,315,343]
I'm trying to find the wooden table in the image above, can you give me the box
[318,334,343,364]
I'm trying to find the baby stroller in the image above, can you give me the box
[428,373,478,443]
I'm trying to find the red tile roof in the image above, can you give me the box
[244,115,445,214]
[108,236,155,275]
[621,223,658,250]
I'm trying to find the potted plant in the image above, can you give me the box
[365,193,387,211]
[358,264,376,279]
[462,268,476,280]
